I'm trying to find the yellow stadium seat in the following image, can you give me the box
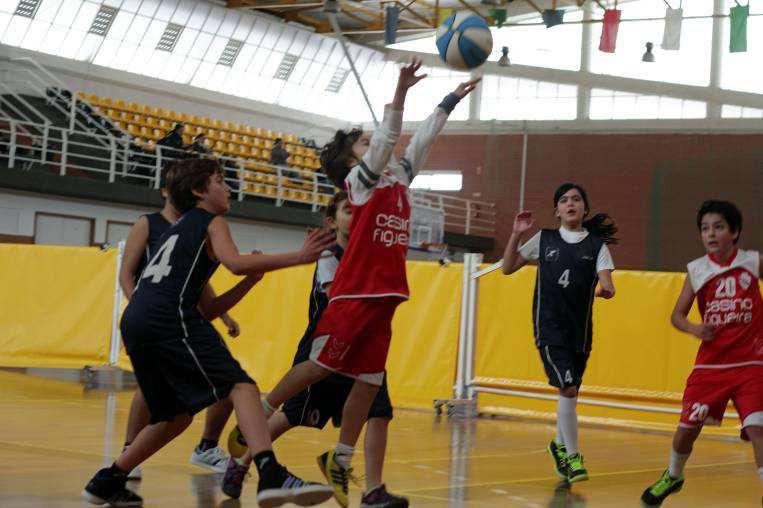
[183,134,192,145]
[88,94,100,105]
[167,110,179,122]
[214,141,225,152]
[286,134,298,144]
[253,138,263,149]
[236,123,247,134]
[76,91,86,100]
[249,147,260,159]
[198,117,211,127]
[101,97,113,107]
[261,149,271,161]
[145,116,157,128]
[115,99,126,110]
[240,135,251,146]
[211,119,223,129]
[229,133,240,144]
[179,112,190,123]
[223,121,234,132]
[189,115,201,125]
[158,119,171,130]
[264,140,274,150]
[153,129,163,139]
[140,104,152,115]
[128,102,139,112]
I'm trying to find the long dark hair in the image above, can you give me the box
[320,128,363,187]
[553,183,618,245]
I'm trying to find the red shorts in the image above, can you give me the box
[679,365,763,440]
[309,297,402,386]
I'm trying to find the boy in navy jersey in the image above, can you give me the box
[118,166,245,478]
[82,159,335,507]
[226,192,407,507]
[502,183,617,484]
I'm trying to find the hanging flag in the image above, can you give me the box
[385,5,399,45]
[729,4,749,53]
[661,7,683,50]
[541,9,565,28]
[599,9,622,53]
[437,7,454,26]
[489,8,508,28]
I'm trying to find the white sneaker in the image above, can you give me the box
[190,446,229,473]
[126,465,141,480]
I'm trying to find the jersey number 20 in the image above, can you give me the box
[142,234,178,283]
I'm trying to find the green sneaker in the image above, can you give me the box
[547,440,568,479]
[641,469,684,506]
[566,453,588,483]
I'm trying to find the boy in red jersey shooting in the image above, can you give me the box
[642,200,763,505]
[223,59,479,507]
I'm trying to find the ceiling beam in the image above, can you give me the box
[227,1,324,10]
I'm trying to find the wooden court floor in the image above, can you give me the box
[1,368,761,508]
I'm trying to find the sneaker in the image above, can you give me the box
[317,450,352,508]
[566,453,588,483]
[126,465,141,481]
[547,440,568,479]
[257,466,335,508]
[227,425,248,459]
[641,469,684,506]
[190,445,230,473]
[360,484,409,508]
[82,467,143,507]
[221,457,250,500]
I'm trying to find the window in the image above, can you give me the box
[411,171,463,191]
[481,76,578,120]
[590,88,706,119]
[217,38,243,66]
[325,67,349,93]
[14,0,41,19]
[274,53,298,80]
[156,22,183,52]
[89,5,118,36]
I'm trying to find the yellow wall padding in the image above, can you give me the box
[473,266,755,435]
[120,261,462,410]
[0,245,116,368]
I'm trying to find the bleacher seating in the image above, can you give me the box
[76,92,331,206]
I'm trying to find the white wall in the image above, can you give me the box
[0,189,308,253]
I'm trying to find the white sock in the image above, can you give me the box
[555,419,564,446]
[557,396,579,455]
[262,398,276,418]
[334,442,355,469]
[668,449,690,478]
[758,466,763,483]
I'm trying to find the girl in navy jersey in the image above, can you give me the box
[501,183,617,484]
[82,159,335,507]
[118,165,247,478]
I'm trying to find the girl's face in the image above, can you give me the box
[349,133,371,167]
[555,188,587,227]
[197,172,230,214]
[700,212,738,257]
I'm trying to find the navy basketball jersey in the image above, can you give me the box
[293,245,344,364]
[533,229,604,352]
[121,207,219,349]
[134,212,171,285]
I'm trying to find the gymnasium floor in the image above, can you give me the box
[1,368,760,508]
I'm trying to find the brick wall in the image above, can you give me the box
[404,132,763,271]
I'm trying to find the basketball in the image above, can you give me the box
[436,12,493,70]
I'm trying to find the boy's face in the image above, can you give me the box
[349,133,371,167]
[326,199,352,238]
[700,212,738,255]
[555,188,586,226]
[198,172,230,214]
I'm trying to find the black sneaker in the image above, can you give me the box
[82,467,143,507]
[547,440,568,479]
[566,453,589,483]
[360,484,409,508]
[641,469,684,506]
[221,457,250,500]
[257,464,334,508]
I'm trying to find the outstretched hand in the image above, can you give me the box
[453,76,482,99]
[397,57,427,90]
[513,211,534,234]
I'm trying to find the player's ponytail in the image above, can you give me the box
[554,182,618,245]
[583,213,619,245]
[320,128,363,188]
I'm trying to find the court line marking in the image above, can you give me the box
[398,459,753,493]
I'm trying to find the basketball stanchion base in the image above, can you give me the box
[433,398,477,418]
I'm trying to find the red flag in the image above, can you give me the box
[599,9,622,53]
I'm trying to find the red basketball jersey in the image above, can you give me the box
[329,173,411,301]
[688,249,763,368]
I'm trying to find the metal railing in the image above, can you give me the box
[0,117,496,234]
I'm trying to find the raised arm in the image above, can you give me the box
[502,211,534,275]
[207,216,335,276]
[671,275,714,341]
[119,216,149,300]
[397,77,481,185]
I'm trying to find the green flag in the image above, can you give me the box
[490,8,507,28]
[729,4,749,53]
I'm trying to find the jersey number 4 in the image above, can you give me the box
[141,234,178,283]
[558,269,571,288]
